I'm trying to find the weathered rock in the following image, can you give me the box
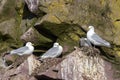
[0,54,63,80]
[1,0,119,57]
[0,57,6,69]
[20,27,53,46]
[0,0,17,22]
[0,0,25,53]
[0,0,7,14]
[0,19,16,39]
[27,55,41,75]
[27,54,63,75]
[4,54,29,68]
[1,0,120,79]
[35,47,120,80]
[0,56,36,80]
[34,14,85,53]
[24,0,39,14]
[34,0,120,57]
[1,47,120,80]
[4,54,19,66]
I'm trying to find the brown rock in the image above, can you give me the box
[27,54,63,76]
[27,55,41,75]
[34,47,119,80]
[20,27,53,46]
[25,0,39,14]
[1,57,36,80]
[4,54,29,68]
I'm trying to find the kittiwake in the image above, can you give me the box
[10,42,34,56]
[87,26,111,47]
[40,42,63,59]
[80,37,92,47]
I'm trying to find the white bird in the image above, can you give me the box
[80,37,92,47]
[40,42,63,59]
[87,26,111,47]
[10,42,34,56]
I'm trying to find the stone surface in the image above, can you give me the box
[0,47,120,80]
[20,27,53,46]
[0,0,120,56]
[0,0,120,79]
[0,0,7,14]
[27,55,41,75]
[33,47,120,80]
[24,0,39,14]
[0,56,37,80]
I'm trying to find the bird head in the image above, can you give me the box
[88,26,94,29]
[53,42,59,47]
[26,42,34,46]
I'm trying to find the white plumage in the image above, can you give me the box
[41,42,63,59]
[87,26,111,47]
[10,42,34,56]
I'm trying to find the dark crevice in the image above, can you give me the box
[22,3,37,19]
[34,75,64,80]
[34,24,57,42]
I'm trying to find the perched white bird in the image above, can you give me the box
[10,42,34,56]
[41,42,63,59]
[87,26,111,47]
[80,37,92,47]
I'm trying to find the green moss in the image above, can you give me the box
[56,24,85,54]
[0,0,16,22]
[38,21,70,37]
[113,63,120,79]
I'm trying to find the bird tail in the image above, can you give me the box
[105,42,111,48]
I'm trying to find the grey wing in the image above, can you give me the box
[80,38,84,46]
[85,39,92,46]
[42,47,58,57]
[80,38,92,47]
[11,46,29,53]
[91,33,109,44]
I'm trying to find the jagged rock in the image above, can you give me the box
[34,47,120,80]
[0,0,20,22]
[0,19,16,40]
[4,54,29,68]
[0,54,63,80]
[109,0,120,45]
[27,54,63,75]
[24,0,39,14]
[34,15,84,53]
[1,0,120,57]
[27,55,41,75]
[1,0,120,79]
[0,0,25,53]
[1,47,120,80]
[20,27,53,46]
[0,56,36,80]
[4,54,19,66]
[56,47,120,80]
[34,0,120,57]
[0,57,6,69]
[0,0,7,13]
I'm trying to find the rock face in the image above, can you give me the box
[0,0,120,79]
[0,47,119,80]
[24,0,39,14]
[56,47,112,80]
[0,0,120,56]
[20,27,53,46]
[30,47,120,80]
